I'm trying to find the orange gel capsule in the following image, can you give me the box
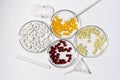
[51,16,78,37]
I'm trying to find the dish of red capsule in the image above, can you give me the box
[48,40,76,68]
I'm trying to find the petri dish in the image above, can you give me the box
[75,25,108,58]
[19,20,53,53]
[48,39,78,68]
[50,9,81,39]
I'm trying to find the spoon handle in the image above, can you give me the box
[17,55,51,69]
[76,0,102,17]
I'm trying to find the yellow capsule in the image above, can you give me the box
[63,31,70,36]
[92,48,97,54]
[70,17,76,23]
[96,46,101,50]
[95,30,100,35]
[90,28,96,32]
[77,44,87,56]
[71,27,76,31]
[87,39,91,43]
[100,41,105,46]
[56,33,62,37]
[58,18,63,22]
[54,15,59,20]
[68,29,73,33]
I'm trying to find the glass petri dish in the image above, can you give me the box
[48,39,78,68]
[19,20,53,53]
[50,9,81,39]
[75,25,108,58]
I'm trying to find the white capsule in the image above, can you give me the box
[40,24,46,29]
[27,35,34,41]
[25,39,30,44]
[41,29,46,34]
[26,43,32,49]
[20,29,28,36]
[36,32,42,37]
[27,29,34,35]
[33,24,40,30]
[31,31,37,36]
[25,23,33,31]
[33,36,39,42]
[38,40,43,46]
[39,31,45,37]
[43,43,49,48]
[43,38,50,43]
[36,41,41,47]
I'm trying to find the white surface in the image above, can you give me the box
[0,0,120,80]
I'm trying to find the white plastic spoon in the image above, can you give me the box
[17,55,51,69]
[76,0,102,17]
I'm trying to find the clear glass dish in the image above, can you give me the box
[50,9,82,39]
[19,20,53,53]
[74,25,108,58]
[48,39,78,68]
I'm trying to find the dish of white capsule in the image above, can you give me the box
[19,20,53,53]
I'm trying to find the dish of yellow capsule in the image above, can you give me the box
[50,10,81,39]
[75,25,108,58]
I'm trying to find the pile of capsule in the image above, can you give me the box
[76,26,106,57]
[48,40,73,65]
[51,16,78,37]
[19,21,52,53]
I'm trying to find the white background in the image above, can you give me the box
[0,0,120,80]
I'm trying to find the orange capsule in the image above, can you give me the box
[58,18,63,22]
[54,16,59,20]
[70,18,76,23]
[63,31,70,36]
[56,33,62,37]
[68,28,73,33]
